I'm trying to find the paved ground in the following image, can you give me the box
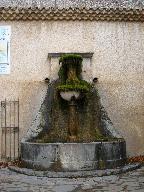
[0,166,143,192]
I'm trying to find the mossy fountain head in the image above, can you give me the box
[56,54,92,141]
[57,54,91,101]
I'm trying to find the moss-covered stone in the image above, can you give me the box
[57,54,91,93]
[32,80,118,143]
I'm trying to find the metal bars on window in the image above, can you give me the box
[0,99,20,161]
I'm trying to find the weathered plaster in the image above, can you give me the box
[0,0,144,9]
[0,20,143,156]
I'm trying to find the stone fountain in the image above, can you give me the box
[19,54,132,176]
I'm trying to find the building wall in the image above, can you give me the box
[0,20,143,156]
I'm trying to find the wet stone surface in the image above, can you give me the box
[0,166,143,192]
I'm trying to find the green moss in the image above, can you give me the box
[59,54,83,63]
[57,83,90,92]
[35,132,122,143]
[33,81,122,143]
[98,160,106,170]
[57,54,92,93]
[58,54,83,83]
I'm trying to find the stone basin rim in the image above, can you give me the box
[22,140,125,145]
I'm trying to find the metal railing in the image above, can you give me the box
[0,99,20,161]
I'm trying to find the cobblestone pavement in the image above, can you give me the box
[0,166,143,192]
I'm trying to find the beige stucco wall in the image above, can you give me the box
[0,21,143,157]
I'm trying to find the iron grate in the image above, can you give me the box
[0,99,20,161]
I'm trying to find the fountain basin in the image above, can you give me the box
[21,140,126,171]
[60,91,80,101]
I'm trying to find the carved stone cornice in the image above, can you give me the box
[0,7,144,22]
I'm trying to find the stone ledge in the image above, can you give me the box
[0,7,144,21]
[48,52,94,58]
[8,163,142,178]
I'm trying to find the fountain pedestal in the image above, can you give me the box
[60,91,80,142]
[68,97,79,142]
